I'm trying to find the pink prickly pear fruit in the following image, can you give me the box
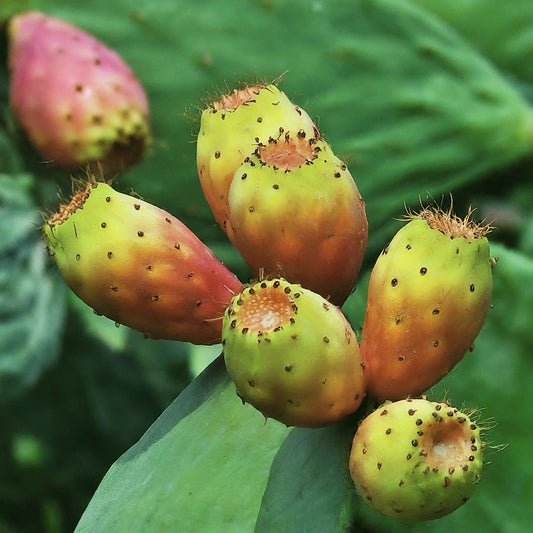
[227,133,368,306]
[8,11,150,176]
[360,207,494,402]
[196,82,318,235]
[42,180,243,345]
[222,278,366,428]
[349,398,484,522]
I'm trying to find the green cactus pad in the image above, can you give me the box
[196,82,317,234]
[222,278,365,427]
[43,180,243,344]
[227,134,368,306]
[349,398,484,522]
[360,208,493,401]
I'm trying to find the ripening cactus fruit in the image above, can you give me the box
[227,133,368,306]
[349,398,484,522]
[8,11,150,176]
[196,82,317,235]
[221,278,366,428]
[360,207,494,402]
[42,180,243,344]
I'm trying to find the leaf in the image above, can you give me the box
[0,174,68,401]
[407,0,533,90]
[74,356,293,533]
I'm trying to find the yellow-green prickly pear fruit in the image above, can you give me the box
[42,180,243,344]
[227,133,368,306]
[222,278,366,428]
[196,82,318,235]
[360,207,493,402]
[349,398,484,522]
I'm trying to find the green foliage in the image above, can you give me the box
[0,0,532,531]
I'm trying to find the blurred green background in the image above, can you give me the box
[1,0,532,531]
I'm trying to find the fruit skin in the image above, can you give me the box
[360,209,493,402]
[8,11,150,176]
[196,83,317,235]
[349,398,483,522]
[227,134,368,306]
[43,180,243,344]
[222,278,365,428]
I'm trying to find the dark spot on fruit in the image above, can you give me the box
[188,272,194,278]
[406,244,412,250]
[471,436,476,444]
[444,477,451,487]
[236,298,244,305]
[294,292,301,298]
[334,171,341,178]
[175,243,181,250]
[423,467,430,475]
[101,222,107,228]
[432,308,440,315]
[134,204,141,210]
[398,355,405,361]
[265,338,271,343]
[406,453,412,460]
[416,418,423,426]
[434,340,439,347]
[92,114,103,124]
[196,300,202,307]
[391,278,398,287]
[273,184,279,189]
[291,304,298,312]
[377,462,382,470]
[417,430,424,436]
[457,417,466,424]
[214,151,221,159]
[107,252,113,259]
[138,231,144,237]
[273,280,280,288]
[230,320,237,329]
[165,217,171,223]
[248,380,254,387]
[105,196,111,202]
[366,496,372,502]
[470,283,475,292]
[408,409,416,416]
[110,285,118,292]
[94,58,101,65]
[289,317,296,325]
[380,409,388,416]
[462,464,469,472]
[447,411,454,417]
[323,303,330,311]
[249,205,254,212]
[395,316,402,325]
[411,440,418,447]
[274,326,282,332]
[75,84,83,92]
[362,448,367,455]
[420,267,427,275]
[449,467,455,475]
[386,428,392,435]
[323,336,330,343]
[152,295,160,301]
[432,467,439,473]
[241,173,247,180]
[435,404,442,411]
[291,334,297,340]
[75,253,81,261]
[257,117,263,123]
[399,480,405,486]
[471,445,478,452]
[284,286,291,294]
[470,423,477,430]
[469,455,475,461]
[242,327,249,334]
[285,365,292,372]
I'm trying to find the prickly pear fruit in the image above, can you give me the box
[43,180,243,344]
[349,398,484,522]
[227,133,368,306]
[222,278,365,428]
[360,208,493,402]
[8,11,150,176]
[196,82,317,234]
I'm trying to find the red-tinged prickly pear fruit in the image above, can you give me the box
[196,82,317,234]
[227,134,368,306]
[221,278,365,428]
[42,180,243,344]
[360,207,493,402]
[349,398,484,522]
[8,11,150,176]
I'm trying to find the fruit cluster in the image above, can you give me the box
[8,12,495,524]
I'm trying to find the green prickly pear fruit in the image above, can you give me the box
[349,398,484,522]
[227,133,368,306]
[360,207,493,402]
[8,11,150,176]
[43,180,243,344]
[196,82,317,235]
[222,278,365,428]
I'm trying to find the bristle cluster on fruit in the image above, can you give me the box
[43,179,242,344]
[349,398,484,522]
[221,278,365,428]
[360,207,493,402]
[8,11,150,176]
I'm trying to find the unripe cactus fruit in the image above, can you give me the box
[43,180,243,344]
[360,207,493,402]
[222,278,365,427]
[196,82,317,235]
[349,398,484,522]
[227,133,368,306]
[8,11,150,176]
